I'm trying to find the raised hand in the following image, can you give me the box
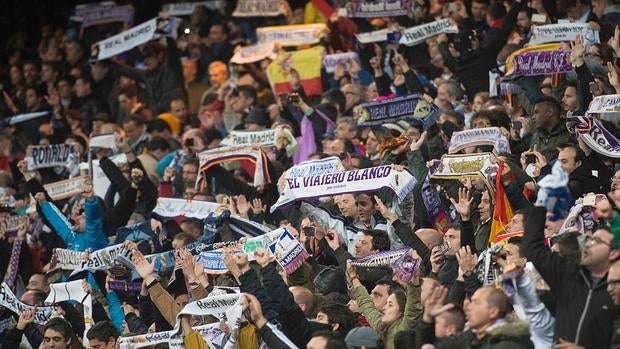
[242,293,268,329]
[236,195,251,218]
[410,131,428,152]
[430,246,443,273]
[374,195,397,222]
[608,62,620,94]
[132,249,155,281]
[570,35,585,67]
[455,246,478,273]
[16,309,36,330]
[180,249,198,282]
[325,229,340,251]
[34,192,47,205]
[449,187,473,221]
[163,166,176,182]
[251,198,265,215]
[82,184,94,200]
[130,168,144,185]
[422,285,454,323]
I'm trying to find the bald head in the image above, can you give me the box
[416,228,443,249]
[290,286,315,316]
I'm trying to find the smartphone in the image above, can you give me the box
[448,2,458,13]
[288,92,300,104]
[512,121,522,132]
[279,93,288,105]
[184,138,194,148]
[525,154,536,164]
[302,226,315,236]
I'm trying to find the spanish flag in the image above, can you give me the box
[489,161,515,244]
[267,46,325,97]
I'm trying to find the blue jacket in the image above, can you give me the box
[40,198,108,251]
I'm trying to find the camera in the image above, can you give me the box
[303,226,315,236]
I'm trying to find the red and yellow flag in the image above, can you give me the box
[267,46,325,97]
[489,161,515,244]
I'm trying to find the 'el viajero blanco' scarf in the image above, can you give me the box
[272,165,416,212]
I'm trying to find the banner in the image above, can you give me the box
[272,165,416,212]
[0,282,53,325]
[220,128,295,148]
[587,94,620,114]
[73,1,115,21]
[490,161,515,244]
[162,2,224,16]
[5,215,29,235]
[197,145,270,187]
[529,23,599,46]
[504,44,571,79]
[52,244,132,275]
[345,0,407,17]
[230,42,277,64]
[267,45,325,97]
[358,94,439,130]
[92,16,179,61]
[448,127,511,154]
[81,5,134,28]
[257,23,328,46]
[45,280,93,347]
[269,229,310,274]
[568,115,620,158]
[285,156,344,179]
[26,144,77,171]
[1,111,50,127]
[355,29,390,44]
[323,52,359,73]
[430,153,499,195]
[44,176,89,201]
[399,19,459,47]
[233,0,282,17]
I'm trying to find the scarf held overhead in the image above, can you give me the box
[272,166,416,212]
[357,94,439,130]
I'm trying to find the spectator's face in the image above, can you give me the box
[335,194,357,218]
[43,328,70,349]
[561,86,579,112]
[182,163,199,187]
[170,100,188,121]
[233,93,254,113]
[10,65,24,85]
[41,64,56,83]
[365,130,379,156]
[355,234,374,257]
[587,45,604,64]
[335,121,355,140]
[437,84,455,103]
[612,170,620,191]
[65,42,82,64]
[355,194,375,224]
[341,84,361,112]
[123,121,143,142]
[504,243,526,267]
[21,290,43,306]
[23,63,39,85]
[208,65,228,87]
[74,78,89,98]
[558,147,580,174]
[117,94,134,113]
[371,284,389,310]
[315,311,330,325]
[465,288,495,329]
[471,116,491,129]
[27,274,49,292]
[25,88,41,110]
[365,82,378,101]
[591,0,605,18]
[87,337,116,349]
[91,62,108,82]
[532,103,551,130]
[324,139,345,156]
[505,213,525,233]
[175,293,189,308]
[478,191,491,221]
[581,228,616,269]
[472,95,485,112]
[470,1,488,22]
[381,293,403,325]
[144,55,161,70]
[208,24,227,45]
[58,80,73,99]
[607,263,620,305]
[306,336,327,349]
[516,11,531,33]
[444,228,461,256]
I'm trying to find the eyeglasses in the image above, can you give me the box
[584,235,614,248]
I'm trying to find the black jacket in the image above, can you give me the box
[568,165,601,200]
[524,206,615,348]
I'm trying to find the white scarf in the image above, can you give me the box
[26,144,77,171]
[0,282,53,325]
[399,19,459,47]
[272,165,416,212]
[448,127,511,154]
[45,280,92,347]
